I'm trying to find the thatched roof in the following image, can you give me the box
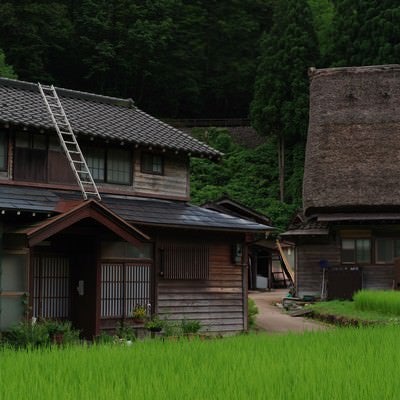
[303,65,400,216]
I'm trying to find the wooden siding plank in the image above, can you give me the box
[157,242,245,333]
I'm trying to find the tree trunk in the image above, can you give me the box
[277,136,285,202]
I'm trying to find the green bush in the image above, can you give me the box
[115,323,136,341]
[248,298,259,329]
[4,321,50,348]
[161,320,182,337]
[354,290,400,316]
[181,319,201,334]
[3,320,80,348]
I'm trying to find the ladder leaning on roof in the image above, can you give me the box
[38,83,101,201]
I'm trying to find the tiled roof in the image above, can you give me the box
[281,218,329,236]
[0,77,220,158]
[0,185,271,232]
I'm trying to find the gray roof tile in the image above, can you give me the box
[0,185,271,232]
[0,77,221,158]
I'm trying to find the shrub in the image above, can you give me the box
[181,319,201,334]
[248,298,259,329]
[2,320,80,348]
[4,321,50,348]
[161,320,182,337]
[115,323,136,341]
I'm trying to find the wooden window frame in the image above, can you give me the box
[341,238,371,265]
[0,131,8,172]
[85,146,133,185]
[375,238,400,265]
[159,245,209,280]
[141,152,164,175]
[14,132,49,182]
[100,260,152,319]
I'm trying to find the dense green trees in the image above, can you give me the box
[190,128,297,231]
[0,1,72,82]
[0,0,271,118]
[329,1,400,66]
[0,49,16,79]
[251,0,319,202]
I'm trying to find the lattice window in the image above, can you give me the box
[32,256,70,319]
[161,245,209,280]
[101,262,151,318]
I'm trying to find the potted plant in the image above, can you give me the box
[145,316,164,333]
[132,305,147,324]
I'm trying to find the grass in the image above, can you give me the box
[2,328,400,399]
[308,291,400,324]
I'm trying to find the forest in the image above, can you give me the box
[1,0,400,230]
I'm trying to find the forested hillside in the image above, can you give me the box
[0,1,399,230]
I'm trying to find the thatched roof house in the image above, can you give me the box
[285,65,400,299]
[303,64,400,216]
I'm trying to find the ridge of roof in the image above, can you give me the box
[309,64,400,78]
[0,77,222,158]
[0,76,136,108]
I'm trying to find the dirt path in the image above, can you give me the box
[249,289,327,333]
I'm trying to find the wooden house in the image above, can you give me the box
[0,77,271,337]
[202,197,293,290]
[283,65,400,299]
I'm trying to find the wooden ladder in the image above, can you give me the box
[38,83,101,201]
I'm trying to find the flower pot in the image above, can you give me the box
[149,326,162,333]
[52,333,64,345]
[133,318,145,324]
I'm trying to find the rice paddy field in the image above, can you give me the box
[309,290,400,323]
[2,327,400,399]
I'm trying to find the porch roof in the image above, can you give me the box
[10,199,150,247]
[0,184,272,233]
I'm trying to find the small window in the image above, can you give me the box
[84,147,131,185]
[376,238,400,264]
[141,153,163,175]
[15,132,30,148]
[376,238,393,263]
[85,147,105,181]
[15,132,47,149]
[394,240,400,259]
[0,133,7,171]
[101,241,152,259]
[107,149,131,184]
[161,245,209,280]
[341,238,371,264]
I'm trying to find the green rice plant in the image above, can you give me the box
[354,290,400,316]
[2,327,400,399]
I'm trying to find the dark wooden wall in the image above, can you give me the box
[296,235,395,297]
[296,238,340,297]
[153,231,246,334]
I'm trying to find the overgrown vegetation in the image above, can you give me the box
[1,320,80,348]
[190,128,299,230]
[248,298,259,329]
[2,328,400,399]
